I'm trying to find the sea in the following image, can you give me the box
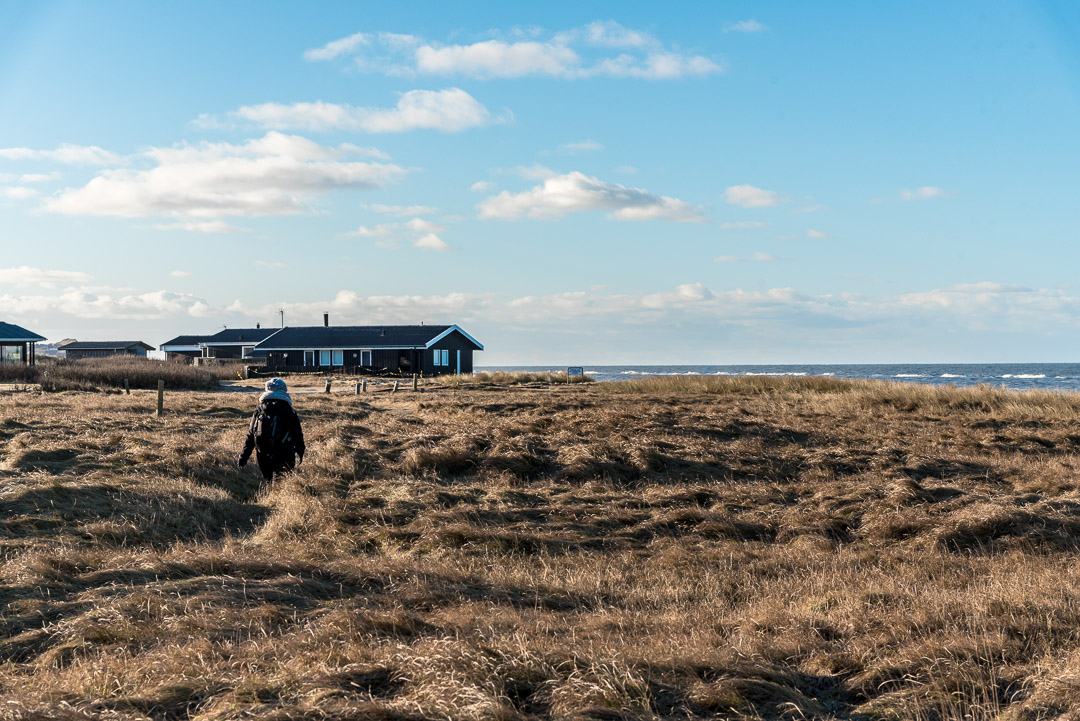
[475,364,1080,393]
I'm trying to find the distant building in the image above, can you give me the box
[159,335,211,362]
[0,321,46,365]
[198,327,281,360]
[254,320,483,376]
[60,341,154,360]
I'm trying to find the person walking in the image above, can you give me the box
[238,377,305,482]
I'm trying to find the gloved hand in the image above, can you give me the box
[237,455,247,468]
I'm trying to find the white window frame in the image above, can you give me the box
[304,350,315,367]
[433,348,442,366]
[441,349,449,366]
[242,346,254,359]
[361,350,372,365]
[319,350,331,366]
[332,350,343,366]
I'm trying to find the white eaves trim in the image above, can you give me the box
[425,325,484,351]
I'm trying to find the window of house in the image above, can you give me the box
[332,350,343,366]
[1,345,20,363]
[304,350,315,366]
[361,350,372,365]
[242,346,254,358]
[433,349,442,366]
[319,350,331,366]
[442,349,450,366]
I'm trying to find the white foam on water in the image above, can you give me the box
[941,374,962,378]
[895,374,927,378]
[745,372,808,377]
[1002,374,1046,379]
[821,372,835,376]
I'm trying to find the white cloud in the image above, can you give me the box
[725,20,769,33]
[170,270,191,278]
[512,164,558,180]
[0,289,213,320]
[196,88,499,133]
[718,221,768,230]
[152,220,249,233]
[305,23,720,80]
[723,184,786,208]
[414,232,449,251]
[345,217,451,250]
[1,186,37,199]
[807,229,828,239]
[406,218,445,233]
[470,181,494,192]
[303,31,371,61]
[753,252,776,261]
[18,173,59,183]
[555,21,659,49]
[478,171,704,222]
[558,139,604,153]
[901,186,950,200]
[0,266,93,288]
[345,223,396,237]
[42,131,406,219]
[367,203,439,216]
[0,143,121,165]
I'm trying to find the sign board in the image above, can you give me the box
[567,367,584,383]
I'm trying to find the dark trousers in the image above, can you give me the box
[255,450,296,482]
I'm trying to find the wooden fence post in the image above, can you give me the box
[412,374,418,391]
[355,381,362,395]
[156,380,164,416]
[393,380,399,393]
[124,378,130,395]
[324,379,332,393]
[361,379,367,393]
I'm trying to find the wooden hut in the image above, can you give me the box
[0,321,46,365]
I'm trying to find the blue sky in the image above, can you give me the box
[1,1,1078,363]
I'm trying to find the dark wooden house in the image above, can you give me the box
[0,321,46,365]
[198,327,282,360]
[253,324,483,376]
[60,341,154,360]
[159,335,210,362]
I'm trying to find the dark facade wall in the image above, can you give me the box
[205,345,245,359]
[165,350,201,363]
[423,331,478,376]
[65,348,140,360]
[262,348,425,375]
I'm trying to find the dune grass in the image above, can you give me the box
[0,356,226,392]
[2,376,1080,718]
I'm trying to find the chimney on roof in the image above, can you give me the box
[323,313,329,327]
[256,322,260,329]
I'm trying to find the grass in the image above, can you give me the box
[0,356,227,391]
[2,375,1080,718]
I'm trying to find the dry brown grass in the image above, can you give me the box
[2,376,1080,719]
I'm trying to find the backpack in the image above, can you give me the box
[253,402,292,455]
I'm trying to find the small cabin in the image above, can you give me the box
[60,341,154,360]
[159,335,210,362]
[199,327,282,360]
[0,321,46,365]
[254,323,483,376]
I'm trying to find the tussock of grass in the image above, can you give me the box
[5,375,1080,718]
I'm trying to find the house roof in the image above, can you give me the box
[254,325,483,351]
[159,335,210,348]
[201,327,281,345]
[61,341,155,351]
[0,322,45,342]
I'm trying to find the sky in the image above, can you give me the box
[1,1,1079,364]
